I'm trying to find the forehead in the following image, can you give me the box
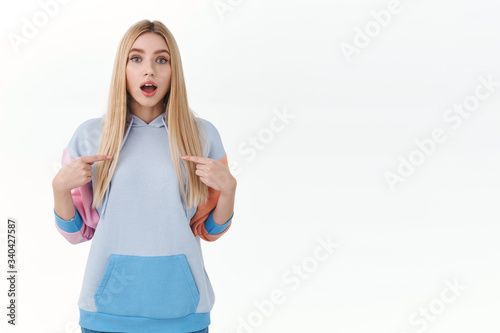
[131,32,169,51]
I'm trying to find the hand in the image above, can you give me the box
[181,155,236,193]
[53,155,112,193]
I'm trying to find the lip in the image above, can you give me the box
[140,80,158,97]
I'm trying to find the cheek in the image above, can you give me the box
[126,66,136,86]
[160,71,172,88]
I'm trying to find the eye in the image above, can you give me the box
[158,58,169,64]
[130,56,141,62]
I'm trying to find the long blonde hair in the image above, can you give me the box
[92,19,208,210]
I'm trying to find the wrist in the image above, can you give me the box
[52,179,71,195]
[220,177,237,195]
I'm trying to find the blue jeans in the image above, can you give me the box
[81,327,209,333]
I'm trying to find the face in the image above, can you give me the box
[126,32,171,111]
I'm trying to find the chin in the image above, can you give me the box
[141,101,162,107]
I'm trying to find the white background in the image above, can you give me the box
[0,0,499,332]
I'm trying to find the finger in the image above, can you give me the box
[80,155,113,165]
[181,155,210,164]
[83,168,93,178]
[195,163,207,171]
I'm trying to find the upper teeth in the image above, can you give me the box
[144,84,154,86]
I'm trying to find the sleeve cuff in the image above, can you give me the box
[204,210,233,235]
[54,207,83,233]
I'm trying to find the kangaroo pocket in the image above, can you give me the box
[94,254,200,319]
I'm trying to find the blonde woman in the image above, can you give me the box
[52,19,236,333]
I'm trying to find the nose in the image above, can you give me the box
[144,60,155,76]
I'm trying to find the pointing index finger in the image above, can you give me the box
[80,155,113,165]
[181,155,209,164]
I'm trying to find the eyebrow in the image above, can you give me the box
[129,48,170,55]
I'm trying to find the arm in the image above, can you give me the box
[189,119,235,241]
[206,174,236,229]
[52,174,96,245]
[53,147,100,244]
[190,153,235,242]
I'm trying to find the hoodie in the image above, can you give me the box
[53,111,233,332]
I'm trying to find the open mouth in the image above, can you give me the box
[140,83,157,93]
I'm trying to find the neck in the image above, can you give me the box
[128,100,165,124]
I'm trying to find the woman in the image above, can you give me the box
[52,19,236,333]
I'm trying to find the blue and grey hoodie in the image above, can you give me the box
[53,111,233,332]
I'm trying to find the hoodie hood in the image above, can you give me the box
[126,111,166,128]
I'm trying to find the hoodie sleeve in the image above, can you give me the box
[54,119,101,244]
[190,119,234,242]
